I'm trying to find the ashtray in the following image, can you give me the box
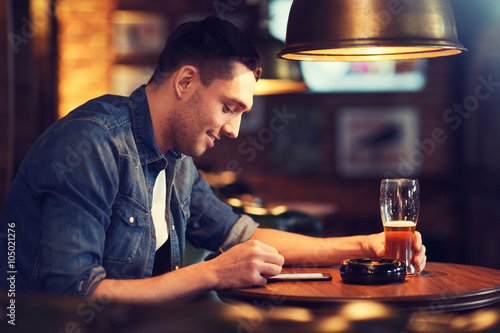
[340,258,406,285]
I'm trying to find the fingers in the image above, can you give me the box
[413,231,423,251]
[258,262,283,279]
[245,239,285,266]
[235,260,283,287]
[243,240,284,282]
[416,244,427,272]
[212,240,284,289]
[260,248,285,267]
[366,231,426,273]
[364,232,385,259]
[413,231,427,272]
[375,232,385,258]
[413,243,427,272]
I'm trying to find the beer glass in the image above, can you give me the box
[380,179,420,275]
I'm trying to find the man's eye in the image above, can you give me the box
[223,104,235,114]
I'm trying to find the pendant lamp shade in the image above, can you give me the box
[277,0,467,61]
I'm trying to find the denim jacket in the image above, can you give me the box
[0,85,258,297]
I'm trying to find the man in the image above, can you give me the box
[0,17,426,303]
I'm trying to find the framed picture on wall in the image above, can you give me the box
[112,11,168,57]
[336,107,420,178]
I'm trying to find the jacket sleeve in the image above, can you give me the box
[185,168,258,251]
[33,120,119,297]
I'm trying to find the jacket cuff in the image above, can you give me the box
[219,214,259,251]
[74,266,107,297]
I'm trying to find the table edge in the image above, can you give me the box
[217,262,500,312]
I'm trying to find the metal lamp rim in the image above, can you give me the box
[278,0,467,61]
[278,40,467,55]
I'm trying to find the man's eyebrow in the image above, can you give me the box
[229,97,250,112]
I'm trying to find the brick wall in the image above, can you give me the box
[57,0,116,118]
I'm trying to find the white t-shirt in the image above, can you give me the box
[151,169,168,251]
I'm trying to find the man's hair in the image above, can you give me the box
[148,16,262,87]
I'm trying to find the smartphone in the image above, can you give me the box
[267,273,332,282]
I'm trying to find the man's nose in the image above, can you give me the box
[221,115,241,139]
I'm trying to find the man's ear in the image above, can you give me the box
[173,65,198,99]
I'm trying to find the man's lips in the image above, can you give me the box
[207,133,219,148]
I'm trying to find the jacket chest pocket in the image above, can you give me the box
[179,194,191,221]
[104,196,150,264]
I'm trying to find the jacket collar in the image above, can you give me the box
[127,85,185,166]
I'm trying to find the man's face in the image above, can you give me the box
[171,62,256,157]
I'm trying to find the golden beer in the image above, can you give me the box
[384,221,416,275]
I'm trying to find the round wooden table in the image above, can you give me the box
[217,262,500,312]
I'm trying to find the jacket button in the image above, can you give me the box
[152,232,155,238]
[148,188,152,193]
[172,225,175,231]
[129,217,134,223]
[175,266,179,270]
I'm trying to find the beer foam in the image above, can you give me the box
[384,221,416,227]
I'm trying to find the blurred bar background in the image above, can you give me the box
[1,0,500,270]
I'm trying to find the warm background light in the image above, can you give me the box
[254,78,307,95]
[280,46,464,62]
[57,0,116,118]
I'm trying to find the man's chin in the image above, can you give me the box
[176,146,207,157]
[190,151,206,157]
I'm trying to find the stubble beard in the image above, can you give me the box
[168,88,208,157]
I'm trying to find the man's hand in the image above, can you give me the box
[364,231,427,273]
[92,239,283,304]
[412,231,427,272]
[206,239,284,290]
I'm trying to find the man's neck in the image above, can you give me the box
[145,83,174,154]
